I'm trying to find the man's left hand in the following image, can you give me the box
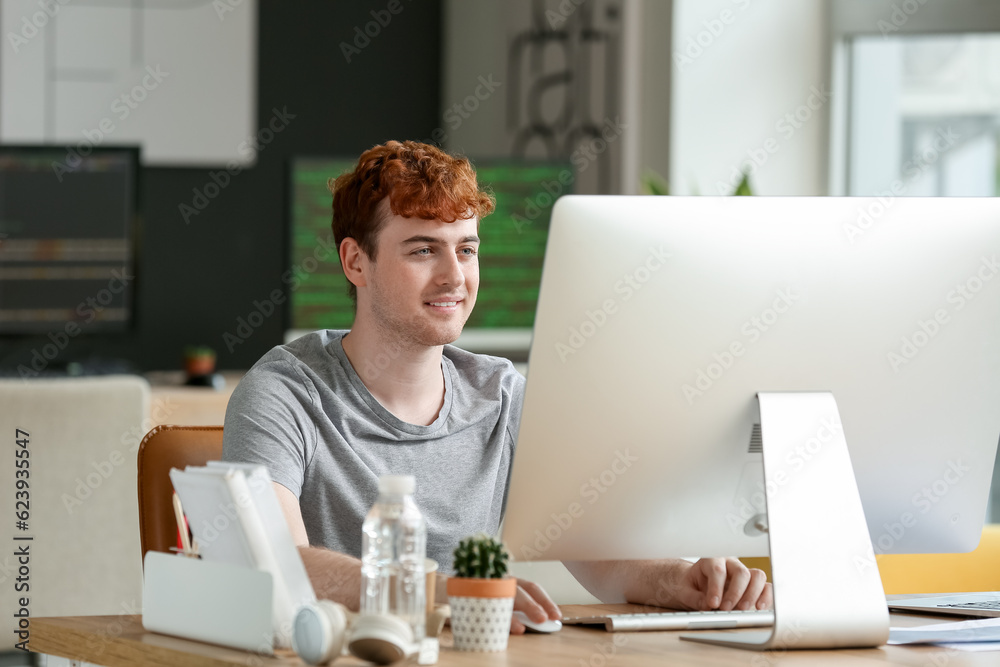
[669,557,772,611]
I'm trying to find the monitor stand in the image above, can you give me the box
[682,392,890,650]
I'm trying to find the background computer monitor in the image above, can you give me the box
[285,156,572,357]
[503,195,1000,562]
[0,145,139,337]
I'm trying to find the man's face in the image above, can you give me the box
[360,210,480,347]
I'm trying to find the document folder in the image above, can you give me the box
[142,551,274,654]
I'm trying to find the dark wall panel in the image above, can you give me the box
[0,0,443,373]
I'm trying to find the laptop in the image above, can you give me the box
[890,593,1000,618]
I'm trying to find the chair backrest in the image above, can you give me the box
[0,376,150,649]
[137,425,224,560]
[743,524,1000,594]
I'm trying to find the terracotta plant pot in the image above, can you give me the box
[446,577,517,652]
[184,356,215,377]
[183,348,216,377]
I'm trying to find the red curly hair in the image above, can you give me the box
[329,140,496,303]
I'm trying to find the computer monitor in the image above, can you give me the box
[0,145,139,336]
[502,195,1000,649]
[285,157,571,356]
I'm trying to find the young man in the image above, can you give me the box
[222,140,771,634]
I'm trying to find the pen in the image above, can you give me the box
[173,491,193,556]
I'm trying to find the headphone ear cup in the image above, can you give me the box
[292,600,348,665]
[348,613,415,665]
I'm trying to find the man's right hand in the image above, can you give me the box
[510,578,561,634]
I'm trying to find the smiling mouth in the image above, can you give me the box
[428,301,459,307]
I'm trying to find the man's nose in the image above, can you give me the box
[437,251,465,287]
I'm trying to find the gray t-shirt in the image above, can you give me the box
[221,329,525,572]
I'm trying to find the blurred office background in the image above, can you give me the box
[4,3,1000,661]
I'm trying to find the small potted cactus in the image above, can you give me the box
[446,533,517,652]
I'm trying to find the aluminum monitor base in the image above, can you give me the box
[682,392,890,650]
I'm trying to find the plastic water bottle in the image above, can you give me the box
[360,474,427,642]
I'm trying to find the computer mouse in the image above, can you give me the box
[513,611,562,633]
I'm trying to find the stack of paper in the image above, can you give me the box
[890,617,1000,652]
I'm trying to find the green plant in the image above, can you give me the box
[732,170,754,196]
[640,169,670,195]
[452,533,509,579]
[640,168,755,196]
[183,345,216,359]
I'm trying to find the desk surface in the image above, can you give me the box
[28,604,1000,667]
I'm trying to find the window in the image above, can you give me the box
[847,34,1000,197]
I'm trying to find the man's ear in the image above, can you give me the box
[339,237,368,289]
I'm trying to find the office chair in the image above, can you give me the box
[876,524,1000,594]
[0,376,149,650]
[742,524,1000,594]
[137,424,223,561]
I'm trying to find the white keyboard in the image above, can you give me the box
[562,609,774,632]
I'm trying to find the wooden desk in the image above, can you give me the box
[28,604,1000,667]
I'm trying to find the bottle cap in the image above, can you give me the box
[378,474,415,495]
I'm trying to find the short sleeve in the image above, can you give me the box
[222,360,317,498]
[505,368,527,452]
[500,367,527,522]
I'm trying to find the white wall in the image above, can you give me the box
[670,0,829,195]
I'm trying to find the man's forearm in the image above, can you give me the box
[564,559,690,607]
[298,546,363,611]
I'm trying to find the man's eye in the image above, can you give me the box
[415,248,431,255]
[460,247,478,256]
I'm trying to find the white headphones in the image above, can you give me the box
[291,601,414,666]
[292,600,349,665]
[348,613,415,664]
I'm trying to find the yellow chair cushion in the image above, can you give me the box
[877,524,1000,594]
[740,525,1000,594]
